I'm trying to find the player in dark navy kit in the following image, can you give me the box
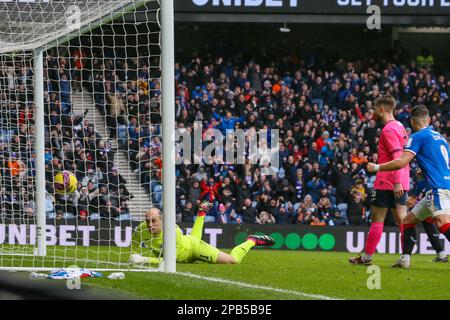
[368,105,450,268]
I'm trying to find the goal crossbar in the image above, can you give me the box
[0,0,153,54]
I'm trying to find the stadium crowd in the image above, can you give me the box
[168,49,448,226]
[0,50,133,220]
[82,40,449,226]
[0,39,449,226]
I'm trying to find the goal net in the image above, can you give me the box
[0,0,175,272]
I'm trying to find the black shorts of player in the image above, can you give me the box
[370,189,407,209]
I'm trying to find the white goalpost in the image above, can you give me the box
[0,0,176,273]
[160,0,176,274]
[34,48,47,258]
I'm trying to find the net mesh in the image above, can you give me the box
[0,0,164,271]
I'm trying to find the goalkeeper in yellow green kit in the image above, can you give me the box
[129,201,275,266]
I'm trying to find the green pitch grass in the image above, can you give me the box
[85,251,450,300]
[2,246,449,300]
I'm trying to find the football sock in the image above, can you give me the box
[399,223,405,251]
[365,222,384,257]
[422,219,444,254]
[403,224,417,255]
[439,223,450,242]
[190,215,205,241]
[230,240,256,264]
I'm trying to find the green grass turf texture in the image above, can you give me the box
[2,246,449,300]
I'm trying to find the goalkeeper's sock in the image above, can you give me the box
[439,223,450,242]
[190,215,205,241]
[422,218,444,253]
[230,240,256,264]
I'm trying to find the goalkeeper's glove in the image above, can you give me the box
[198,200,213,212]
[129,254,150,265]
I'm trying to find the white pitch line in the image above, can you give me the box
[177,272,341,300]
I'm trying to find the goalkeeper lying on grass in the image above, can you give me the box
[129,201,275,266]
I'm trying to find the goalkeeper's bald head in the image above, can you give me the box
[145,207,163,234]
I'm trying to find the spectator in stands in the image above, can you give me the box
[299,194,317,215]
[238,198,257,224]
[351,179,368,202]
[102,166,126,193]
[273,199,294,224]
[80,168,102,187]
[77,186,91,221]
[330,208,348,226]
[200,177,221,202]
[217,203,231,224]
[347,190,366,225]
[317,195,334,225]
[118,184,133,201]
[256,211,276,224]
[416,47,434,69]
[333,164,353,205]
[179,200,196,223]
[310,215,327,226]
[306,175,326,203]
[7,152,26,179]
[71,47,88,92]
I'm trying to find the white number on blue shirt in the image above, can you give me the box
[441,145,449,170]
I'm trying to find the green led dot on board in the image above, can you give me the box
[319,233,336,251]
[285,233,301,250]
[302,233,318,250]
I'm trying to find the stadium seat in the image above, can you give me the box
[115,213,131,221]
[89,213,101,221]
[63,213,76,220]
[337,203,348,213]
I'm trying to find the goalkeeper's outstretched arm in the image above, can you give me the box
[129,253,162,266]
[129,207,165,266]
[130,228,163,265]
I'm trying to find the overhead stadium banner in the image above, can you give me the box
[175,0,450,15]
[1,220,449,255]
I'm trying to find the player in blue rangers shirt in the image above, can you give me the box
[407,172,447,263]
[367,105,450,268]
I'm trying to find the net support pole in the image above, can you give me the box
[34,49,47,257]
[161,0,176,273]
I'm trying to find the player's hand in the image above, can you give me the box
[129,254,148,265]
[394,183,404,199]
[367,162,377,173]
[406,196,417,209]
